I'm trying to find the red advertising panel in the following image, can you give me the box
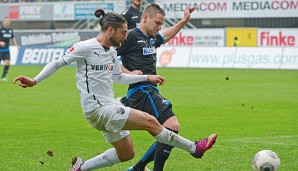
[258,29,298,47]
[9,6,19,19]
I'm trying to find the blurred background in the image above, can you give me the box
[1,0,297,69]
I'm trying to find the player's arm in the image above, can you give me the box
[113,58,164,85]
[11,38,18,47]
[13,59,66,88]
[14,42,86,88]
[113,72,165,85]
[0,41,5,47]
[121,65,143,75]
[11,29,19,47]
[161,7,196,44]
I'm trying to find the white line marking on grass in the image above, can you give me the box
[222,135,298,146]
[225,135,298,141]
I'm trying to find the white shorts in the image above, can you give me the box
[84,102,131,143]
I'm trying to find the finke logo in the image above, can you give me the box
[260,32,296,46]
[166,32,194,46]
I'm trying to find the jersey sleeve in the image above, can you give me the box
[122,12,131,25]
[112,57,147,84]
[62,41,87,65]
[34,58,66,84]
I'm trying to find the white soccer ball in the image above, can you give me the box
[252,150,280,171]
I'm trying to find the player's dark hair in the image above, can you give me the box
[94,9,127,31]
[142,4,165,18]
[2,16,9,21]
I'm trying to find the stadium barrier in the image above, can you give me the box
[156,46,298,70]
[7,46,298,70]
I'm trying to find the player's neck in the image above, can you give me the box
[132,4,141,10]
[96,34,111,48]
[138,23,149,37]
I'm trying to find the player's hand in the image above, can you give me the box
[147,75,165,86]
[131,70,143,75]
[13,76,36,88]
[183,6,196,22]
[0,41,6,47]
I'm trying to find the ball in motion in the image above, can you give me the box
[252,150,280,171]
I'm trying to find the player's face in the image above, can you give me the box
[2,18,11,28]
[145,13,164,37]
[109,23,127,47]
[132,0,143,7]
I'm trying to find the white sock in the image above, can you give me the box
[154,128,196,153]
[81,148,121,171]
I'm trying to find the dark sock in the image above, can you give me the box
[134,142,157,171]
[2,65,9,78]
[153,128,178,171]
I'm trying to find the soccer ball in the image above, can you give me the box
[252,150,280,171]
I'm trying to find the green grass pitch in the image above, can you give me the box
[1,66,298,171]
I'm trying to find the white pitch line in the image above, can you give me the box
[223,135,298,141]
[221,135,298,146]
[227,140,298,146]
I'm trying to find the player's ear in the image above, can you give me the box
[143,14,149,23]
[107,26,115,34]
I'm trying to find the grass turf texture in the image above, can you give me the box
[1,66,297,171]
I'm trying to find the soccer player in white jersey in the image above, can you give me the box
[13,9,217,171]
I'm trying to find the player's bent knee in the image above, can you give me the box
[163,116,180,132]
[117,148,135,162]
[169,123,180,132]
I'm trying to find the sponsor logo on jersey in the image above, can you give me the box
[94,51,100,57]
[3,33,12,38]
[149,38,156,46]
[91,64,114,71]
[143,46,156,55]
[162,99,170,106]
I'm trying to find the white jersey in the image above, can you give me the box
[34,38,147,113]
[62,38,125,112]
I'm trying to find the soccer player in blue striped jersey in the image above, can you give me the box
[117,4,217,171]
[0,17,18,82]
